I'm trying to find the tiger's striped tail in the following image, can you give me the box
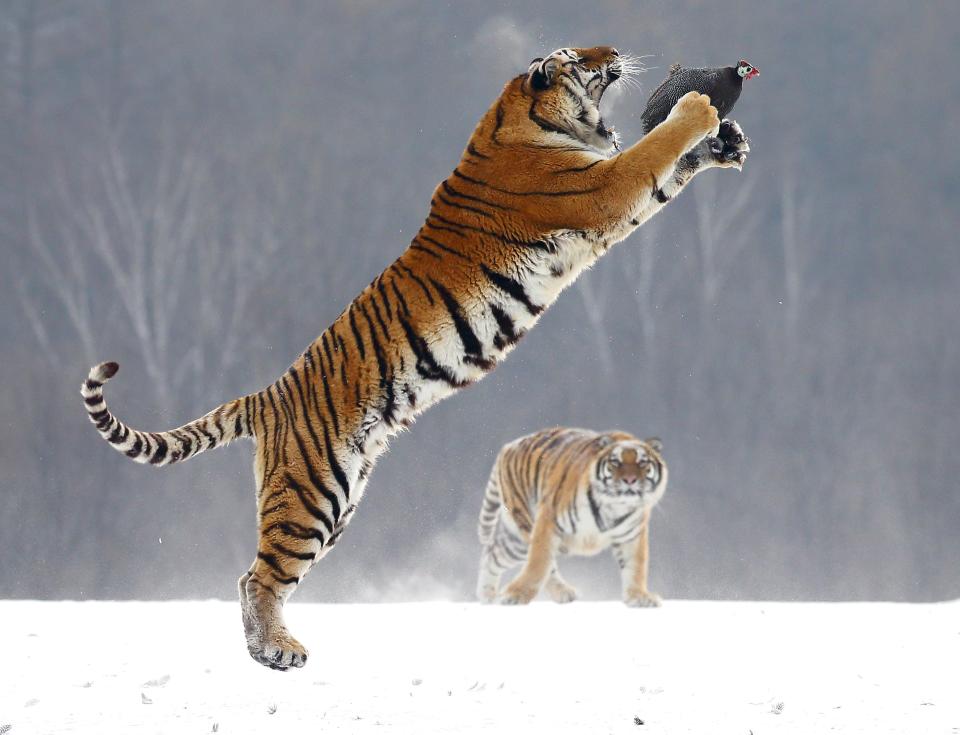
[82,361,255,467]
[477,465,503,546]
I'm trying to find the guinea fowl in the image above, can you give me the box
[641,60,758,134]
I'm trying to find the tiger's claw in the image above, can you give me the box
[706,119,750,169]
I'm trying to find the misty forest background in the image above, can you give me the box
[2,1,958,603]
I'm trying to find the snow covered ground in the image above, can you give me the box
[2,599,957,734]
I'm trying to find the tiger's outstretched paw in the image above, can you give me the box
[669,91,721,139]
[499,582,538,605]
[706,119,750,169]
[624,590,662,608]
[247,629,309,671]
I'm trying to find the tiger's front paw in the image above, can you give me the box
[706,119,750,169]
[499,581,538,605]
[668,91,721,138]
[624,590,662,608]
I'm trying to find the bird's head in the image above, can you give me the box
[736,60,759,80]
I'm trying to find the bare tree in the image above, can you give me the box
[574,260,616,377]
[691,172,758,323]
[18,128,282,415]
[618,218,692,381]
[780,169,817,349]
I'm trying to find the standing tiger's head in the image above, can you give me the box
[592,435,667,508]
[520,46,638,156]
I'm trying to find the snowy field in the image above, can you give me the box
[2,599,957,734]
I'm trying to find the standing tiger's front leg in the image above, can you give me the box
[500,508,560,605]
[612,510,662,608]
[544,561,578,604]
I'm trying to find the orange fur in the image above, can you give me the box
[476,427,667,606]
[84,46,743,668]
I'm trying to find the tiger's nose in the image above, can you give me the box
[623,474,637,485]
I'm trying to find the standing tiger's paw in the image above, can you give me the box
[246,629,309,671]
[706,119,750,169]
[545,578,578,604]
[476,584,499,604]
[499,581,538,605]
[624,590,662,608]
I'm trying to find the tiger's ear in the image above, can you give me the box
[528,56,560,91]
[594,435,614,449]
[644,437,663,453]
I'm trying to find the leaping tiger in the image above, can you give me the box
[82,46,750,670]
[476,427,667,606]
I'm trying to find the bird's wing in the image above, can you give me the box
[688,67,715,90]
[641,67,695,133]
[645,66,684,108]
[706,68,742,119]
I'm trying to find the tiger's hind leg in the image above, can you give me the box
[544,562,578,604]
[477,545,520,603]
[239,472,343,670]
[240,544,310,670]
[240,460,363,670]
[476,548,504,603]
[238,565,309,670]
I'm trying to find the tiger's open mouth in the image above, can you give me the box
[582,55,642,152]
[579,66,622,151]
[592,59,623,100]
[526,47,644,156]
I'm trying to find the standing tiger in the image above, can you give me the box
[476,427,667,607]
[82,46,750,670]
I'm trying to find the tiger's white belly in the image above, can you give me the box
[523,231,609,308]
[401,232,601,396]
[347,231,609,484]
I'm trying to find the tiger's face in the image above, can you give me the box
[522,46,630,156]
[594,438,666,507]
